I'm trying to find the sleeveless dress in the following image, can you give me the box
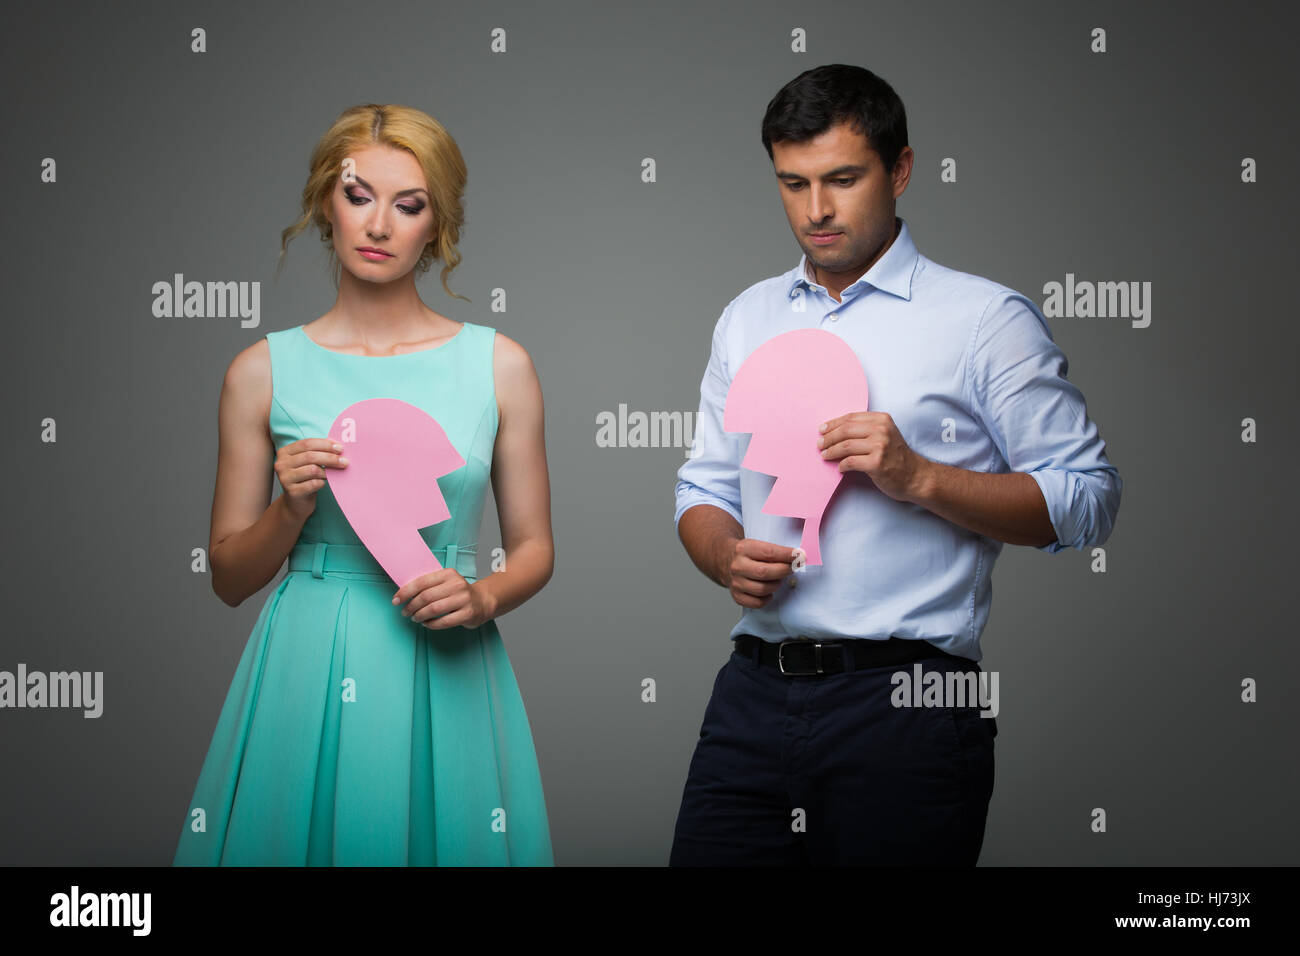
[173,320,554,866]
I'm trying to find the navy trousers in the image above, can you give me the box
[669,641,997,866]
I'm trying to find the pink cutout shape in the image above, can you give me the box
[723,328,869,565]
[325,398,466,588]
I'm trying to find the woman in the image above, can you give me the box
[173,104,554,865]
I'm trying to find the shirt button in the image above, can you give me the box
[828,313,838,321]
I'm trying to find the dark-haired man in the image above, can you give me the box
[670,64,1122,865]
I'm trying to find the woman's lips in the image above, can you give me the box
[358,248,394,260]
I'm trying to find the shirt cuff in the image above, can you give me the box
[1027,466,1120,554]
[674,491,743,530]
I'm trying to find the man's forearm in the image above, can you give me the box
[909,460,1057,547]
[677,504,743,587]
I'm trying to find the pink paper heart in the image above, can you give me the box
[325,398,466,588]
[723,328,869,565]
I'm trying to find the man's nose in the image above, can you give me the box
[807,185,832,223]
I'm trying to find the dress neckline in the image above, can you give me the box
[296,321,468,359]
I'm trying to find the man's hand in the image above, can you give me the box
[721,538,799,609]
[817,410,931,504]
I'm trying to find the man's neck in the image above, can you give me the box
[809,217,901,303]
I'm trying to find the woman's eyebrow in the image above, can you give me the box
[350,175,428,198]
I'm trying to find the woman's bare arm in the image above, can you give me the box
[474,332,554,619]
[208,341,309,607]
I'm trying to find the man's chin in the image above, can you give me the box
[803,250,853,272]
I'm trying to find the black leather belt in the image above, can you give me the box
[734,633,972,676]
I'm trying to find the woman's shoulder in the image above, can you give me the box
[462,321,523,362]
[227,333,273,381]
[262,324,301,341]
[257,324,305,363]
[475,324,532,365]
[218,335,273,424]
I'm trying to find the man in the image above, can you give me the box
[670,64,1122,866]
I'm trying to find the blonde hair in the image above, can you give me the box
[277,103,470,302]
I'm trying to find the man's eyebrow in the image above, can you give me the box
[350,175,429,198]
[775,164,869,180]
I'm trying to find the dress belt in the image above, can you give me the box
[734,633,974,676]
[287,542,479,582]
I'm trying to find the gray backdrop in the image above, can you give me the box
[2,0,1296,865]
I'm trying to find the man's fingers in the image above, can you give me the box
[731,587,774,608]
[736,538,798,565]
[730,569,789,598]
[732,553,792,582]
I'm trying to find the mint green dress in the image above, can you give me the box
[174,321,553,866]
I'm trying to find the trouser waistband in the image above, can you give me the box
[287,542,478,581]
[734,633,973,677]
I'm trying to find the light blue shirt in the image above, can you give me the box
[674,217,1122,661]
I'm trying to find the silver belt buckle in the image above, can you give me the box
[778,638,824,676]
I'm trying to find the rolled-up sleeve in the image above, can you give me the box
[964,292,1123,553]
[674,302,745,529]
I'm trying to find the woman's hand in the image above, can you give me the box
[392,568,495,630]
[274,438,349,520]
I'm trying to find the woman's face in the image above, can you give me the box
[322,144,436,283]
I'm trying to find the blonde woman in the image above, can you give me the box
[174,104,554,866]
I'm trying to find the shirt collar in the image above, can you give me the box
[786,216,918,302]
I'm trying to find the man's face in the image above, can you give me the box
[771,120,913,286]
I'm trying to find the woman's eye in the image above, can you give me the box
[343,190,421,216]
